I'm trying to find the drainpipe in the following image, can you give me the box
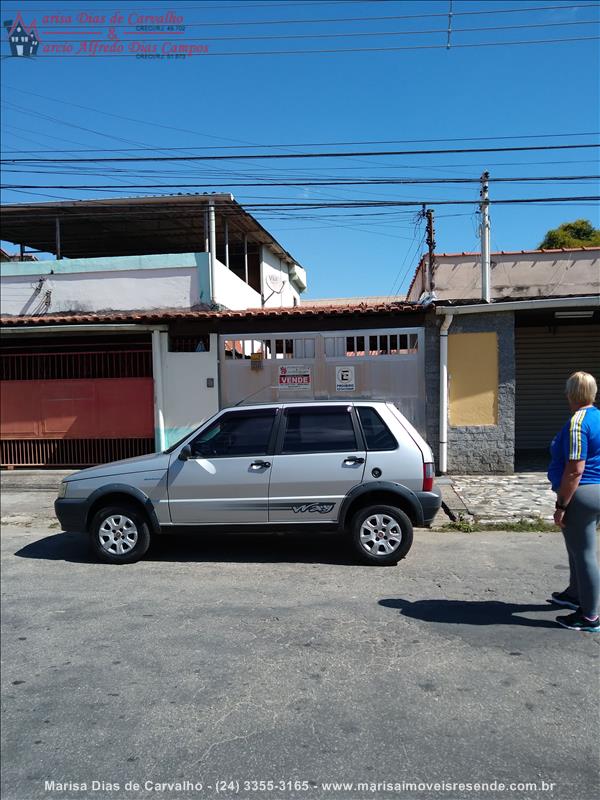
[55,217,62,260]
[224,218,229,269]
[208,200,217,303]
[152,329,166,452]
[439,314,453,473]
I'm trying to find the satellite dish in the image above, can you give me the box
[265,272,285,292]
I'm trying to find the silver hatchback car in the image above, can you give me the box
[55,401,441,566]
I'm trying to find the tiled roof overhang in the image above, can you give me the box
[0,301,420,328]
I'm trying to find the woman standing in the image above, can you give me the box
[548,371,600,632]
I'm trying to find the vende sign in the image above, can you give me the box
[278,365,311,389]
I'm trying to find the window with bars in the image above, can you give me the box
[324,332,419,358]
[223,337,316,361]
[169,335,210,353]
[0,350,153,381]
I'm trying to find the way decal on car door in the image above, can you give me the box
[292,503,335,514]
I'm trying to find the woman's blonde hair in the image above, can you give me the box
[566,371,597,406]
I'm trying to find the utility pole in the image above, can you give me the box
[425,208,436,294]
[480,171,491,302]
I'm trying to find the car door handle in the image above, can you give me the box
[250,460,271,469]
[344,456,365,465]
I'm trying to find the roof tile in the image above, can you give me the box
[0,301,419,328]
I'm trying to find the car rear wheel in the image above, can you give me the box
[350,504,413,565]
[90,504,151,564]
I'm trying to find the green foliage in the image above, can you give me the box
[539,219,600,250]
[440,517,558,533]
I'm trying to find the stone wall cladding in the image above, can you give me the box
[424,310,515,474]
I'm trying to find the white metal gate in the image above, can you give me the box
[219,327,426,432]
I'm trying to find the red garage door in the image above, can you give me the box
[0,347,155,467]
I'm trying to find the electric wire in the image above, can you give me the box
[3,175,596,190]
[4,143,597,164]
[2,4,596,28]
[13,18,599,43]
[3,131,598,155]
[8,34,599,56]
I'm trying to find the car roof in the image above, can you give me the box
[228,399,390,411]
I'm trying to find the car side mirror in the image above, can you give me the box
[178,444,192,461]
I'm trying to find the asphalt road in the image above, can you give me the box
[1,488,599,800]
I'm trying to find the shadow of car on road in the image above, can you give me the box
[379,597,559,628]
[14,529,361,566]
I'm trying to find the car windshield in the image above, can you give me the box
[162,411,221,454]
[163,430,197,455]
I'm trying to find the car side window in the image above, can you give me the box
[357,407,398,451]
[281,407,358,454]
[190,410,276,458]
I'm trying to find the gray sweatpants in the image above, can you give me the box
[562,483,600,618]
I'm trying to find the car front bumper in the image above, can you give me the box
[415,486,442,526]
[54,498,88,533]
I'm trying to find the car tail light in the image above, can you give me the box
[423,462,435,492]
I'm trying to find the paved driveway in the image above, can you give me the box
[1,491,599,800]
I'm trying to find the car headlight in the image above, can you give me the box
[58,481,68,499]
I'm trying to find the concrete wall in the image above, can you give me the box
[260,246,301,308]
[213,261,262,310]
[1,251,263,315]
[0,252,211,315]
[159,333,220,448]
[408,249,600,302]
[425,312,515,474]
[1,268,203,316]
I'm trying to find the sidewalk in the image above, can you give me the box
[441,473,555,524]
[1,468,556,527]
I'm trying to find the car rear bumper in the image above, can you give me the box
[54,498,88,533]
[415,486,442,526]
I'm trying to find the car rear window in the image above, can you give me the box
[282,407,358,454]
[357,407,398,451]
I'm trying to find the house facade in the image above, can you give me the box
[412,248,600,473]
[0,194,308,467]
[0,302,425,468]
[0,194,307,317]
[1,201,598,474]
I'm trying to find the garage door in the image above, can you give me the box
[0,346,155,467]
[515,323,600,451]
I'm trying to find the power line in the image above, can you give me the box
[0,85,270,149]
[5,34,599,56]
[4,143,597,165]
[2,129,598,155]
[7,83,594,163]
[1,4,595,28]
[3,176,598,190]
[8,18,597,43]
[232,196,600,207]
[389,227,426,297]
[2,131,599,155]
[2,196,598,212]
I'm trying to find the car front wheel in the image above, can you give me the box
[90,504,151,564]
[350,504,413,565]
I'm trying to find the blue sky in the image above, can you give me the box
[1,0,598,299]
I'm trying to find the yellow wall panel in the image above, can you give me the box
[448,332,498,426]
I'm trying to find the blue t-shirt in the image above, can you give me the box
[548,405,600,491]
